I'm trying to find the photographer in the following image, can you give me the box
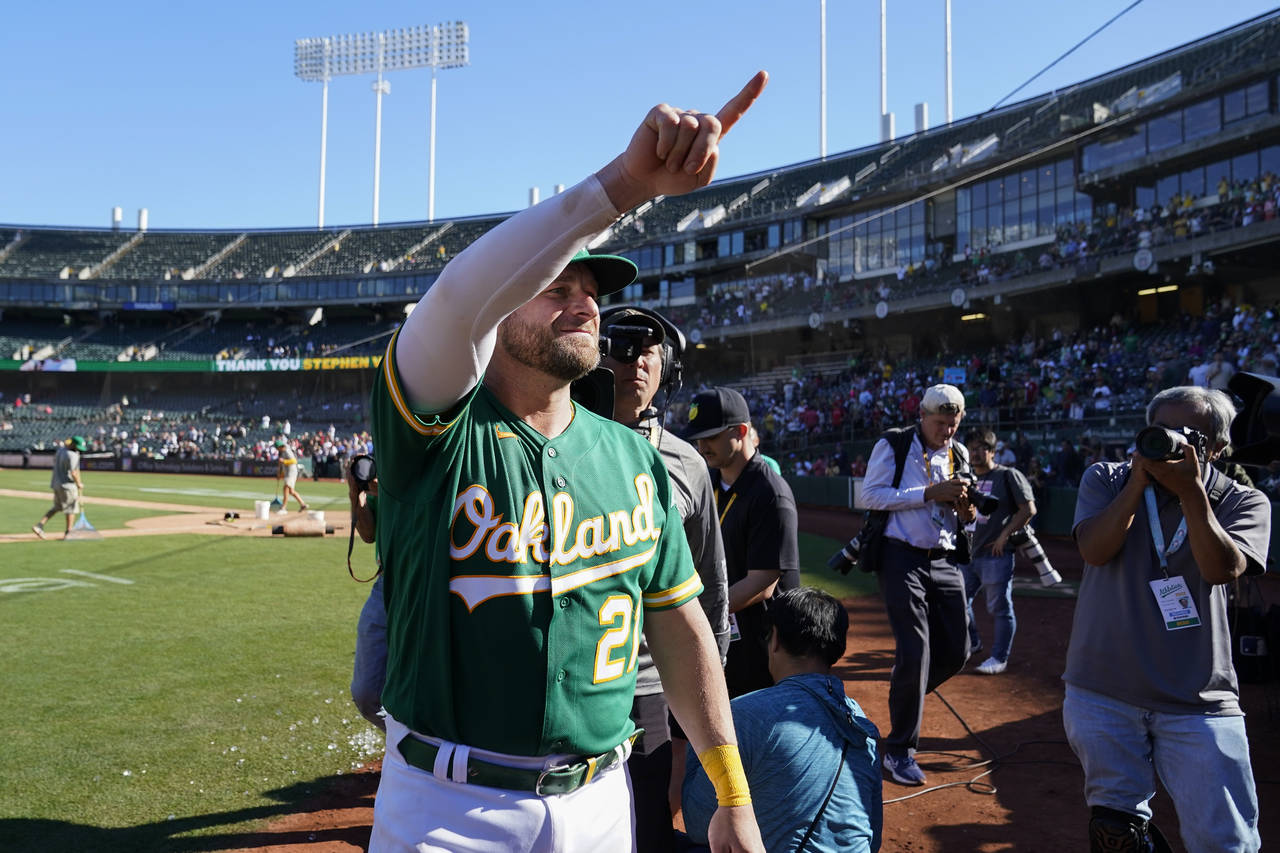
[1065,386,1267,852]
[860,384,974,786]
[958,428,1035,676]
[345,455,384,730]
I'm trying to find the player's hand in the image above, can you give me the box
[707,803,765,853]
[597,71,768,212]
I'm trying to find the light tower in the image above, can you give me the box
[294,22,470,227]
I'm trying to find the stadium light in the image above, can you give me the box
[294,22,471,227]
[819,0,827,159]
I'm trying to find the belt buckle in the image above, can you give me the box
[534,761,576,797]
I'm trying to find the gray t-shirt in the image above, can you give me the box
[1064,461,1271,715]
[967,465,1034,556]
[51,446,80,489]
[634,422,730,697]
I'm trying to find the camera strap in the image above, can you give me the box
[1142,486,1187,580]
[347,500,381,583]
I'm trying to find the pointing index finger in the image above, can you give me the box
[714,70,769,139]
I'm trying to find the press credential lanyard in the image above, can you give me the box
[1142,486,1201,631]
[924,441,954,531]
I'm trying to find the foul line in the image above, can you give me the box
[60,569,134,585]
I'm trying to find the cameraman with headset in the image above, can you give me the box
[599,306,730,853]
[860,384,975,787]
[1065,386,1267,853]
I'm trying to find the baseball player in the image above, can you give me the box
[32,435,86,540]
[367,73,769,853]
[600,306,730,852]
[274,437,308,514]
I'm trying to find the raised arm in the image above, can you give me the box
[394,178,620,412]
[394,72,768,414]
[1074,461,1144,567]
[1139,449,1247,584]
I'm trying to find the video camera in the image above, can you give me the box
[599,324,653,365]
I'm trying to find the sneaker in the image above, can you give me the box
[276,508,289,516]
[976,657,1008,675]
[31,525,46,540]
[883,752,926,786]
[298,504,310,512]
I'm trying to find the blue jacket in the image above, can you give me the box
[683,673,882,852]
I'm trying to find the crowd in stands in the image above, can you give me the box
[667,293,1280,492]
[7,289,1280,493]
[665,172,1280,334]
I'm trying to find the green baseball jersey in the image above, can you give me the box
[372,332,702,757]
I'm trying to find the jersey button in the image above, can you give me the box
[556,670,566,682]
[547,447,558,458]
[559,597,569,609]
[554,476,567,489]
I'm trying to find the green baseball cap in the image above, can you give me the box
[568,248,637,297]
[70,436,87,451]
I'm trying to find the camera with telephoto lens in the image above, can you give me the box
[957,471,1001,515]
[827,536,863,575]
[349,455,376,492]
[599,324,652,364]
[1134,425,1209,461]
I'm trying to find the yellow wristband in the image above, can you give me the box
[697,744,751,807]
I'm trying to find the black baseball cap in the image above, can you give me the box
[568,248,637,297]
[684,387,752,440]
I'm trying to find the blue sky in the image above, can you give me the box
[1,0,1275,230]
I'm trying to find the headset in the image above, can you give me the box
[598,305,686,397]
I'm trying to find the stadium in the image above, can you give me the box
[2,8,1279,853]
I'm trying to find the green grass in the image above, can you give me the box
[0,468,352,511]
[0,469,878,852]
[0,495,181,536]
[0,471,377,852]
[798,531,880,600]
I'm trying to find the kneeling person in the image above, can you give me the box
[683,587,882,852]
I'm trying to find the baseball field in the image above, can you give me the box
[0,468,383,852]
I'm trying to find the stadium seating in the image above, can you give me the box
[104,231,236,281]
[0,230,132,279]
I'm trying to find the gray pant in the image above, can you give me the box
[878,538,971,754]
[351,574,387,730]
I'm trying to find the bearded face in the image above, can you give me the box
[498,302,601,382]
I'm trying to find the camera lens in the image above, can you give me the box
[826,540,859,575]
[1135,426,1186,461]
